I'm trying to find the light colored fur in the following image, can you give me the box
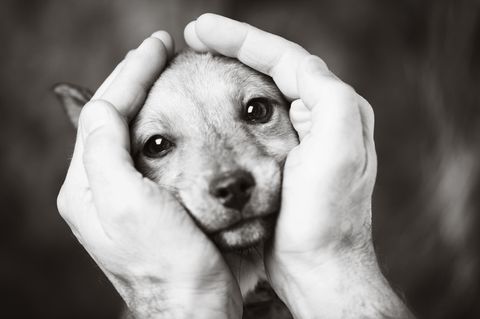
[130,51,298,297]
[56,50,299,298]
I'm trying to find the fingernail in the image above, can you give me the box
[150,30,169,43]
[184,21,210,52]
[150,30,174,57]
[137,37,149,50]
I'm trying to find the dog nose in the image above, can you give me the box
[209,170,255,210]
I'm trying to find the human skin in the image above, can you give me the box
[184,14,414,319]
[56,31,243,319]
[57,15,413,319]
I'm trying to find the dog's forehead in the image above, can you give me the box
[148,53,239,115]
[134,51,281,129]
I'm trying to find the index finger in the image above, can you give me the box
[62,33,171,188]
[98,34,169,120]
[92,31,175,101]
[60,33,171,213]
[184,13,325,99]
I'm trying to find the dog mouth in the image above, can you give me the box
[174,191,280,252]
[211,212,278,252]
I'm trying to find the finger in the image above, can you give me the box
[296,56,366,168]
[71,31,171,188]
[357,95,377,180]
[289,99,312,141]
[57,120,92,229]
[59,101,133,252]
[357,95,375,140]
[58,167,110,251]
[151,30,175,58]
[99,35,169,120]
[79,100,145,214]
[58,56,128,224]
[79,102,191,235]
[93,31,173,102]
[75,204,113,255]
[92,60,125,100]
[184,21,210,52]
[184,13,315,99]
[62,190,111,253]
[58,32,171,245]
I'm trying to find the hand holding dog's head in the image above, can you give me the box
[54,34,246,314]
[131,51,298,250]
[55,50,298,251]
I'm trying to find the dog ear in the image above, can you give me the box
[52,83,93,129]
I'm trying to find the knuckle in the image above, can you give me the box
[56,186,70,219]
[366,108,375,127]
[328,83,360,121]
[301,54,329,74]
[56,190,66,215]
[319,80,358,116]
[288,42,308,56]
[78,100,98,122]
[125,49,136,59]
[78,100,111,130]
[362,99,376,126]
[366,102,375,118]
[331,81,356,100]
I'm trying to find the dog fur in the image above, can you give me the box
[55,50,299,318]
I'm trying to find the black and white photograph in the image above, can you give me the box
[1,1,479,318]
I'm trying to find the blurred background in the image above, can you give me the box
[1,0,479,318]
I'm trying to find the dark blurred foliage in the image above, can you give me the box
[1,0,479,318]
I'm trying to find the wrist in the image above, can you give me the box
[268,243,412,319]
[109,272,242,319]
[158,280,243,319]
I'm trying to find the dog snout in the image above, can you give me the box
[209,170,255,211]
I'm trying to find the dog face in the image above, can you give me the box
[131,51,298,250]
[54,50,299,251]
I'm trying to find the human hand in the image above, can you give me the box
[56,31,242,319]
[185,14,412,318]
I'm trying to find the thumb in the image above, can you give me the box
[80,99,130,151]
[78,100,198,236]
[79,100,143,215]
[294,55,365,168]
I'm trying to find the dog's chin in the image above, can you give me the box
[213,214,277,253]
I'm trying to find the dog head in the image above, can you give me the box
[54,50,298,251]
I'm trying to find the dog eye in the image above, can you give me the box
[243,98,273,123]
[143,135,174,158]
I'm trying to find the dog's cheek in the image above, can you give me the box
[248,158,282,213]
[265,136,298,163]
[270,119,299,160]
[253,122,299,164]
[179,187,236,232]
[134,155,185,201]
[134,157,164,182]
[174,165,232,232]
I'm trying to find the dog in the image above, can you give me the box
[54,50,299,318]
